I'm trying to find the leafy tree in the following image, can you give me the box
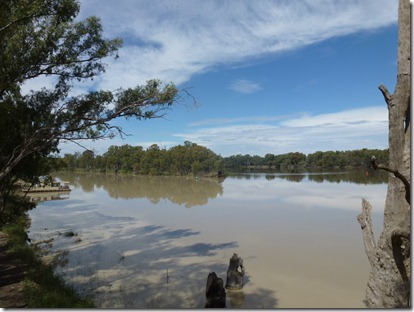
[62,153,78,171]
[78,150,95,171]
[264,153,275,167]
[170,145,190,175]
[59,141,223,176]
[140,144,161,175]
[131,146,144,173]
[0,0,179,186]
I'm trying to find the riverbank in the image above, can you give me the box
[0,217,94,308]
[0,231,27,308]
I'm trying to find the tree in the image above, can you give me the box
[78,150,95,171]
[357,0,410,307]
[264,153,275,168]
[62,153,77,171]
[0,0,179,185]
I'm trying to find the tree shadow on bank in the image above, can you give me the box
[47,215,278,308]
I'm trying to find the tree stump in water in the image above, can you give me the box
[205,272,226,308]
[225,253,245,290]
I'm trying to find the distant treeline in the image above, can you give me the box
[54,141,389,175]
[222,149,389,171]
[57,141,221,175]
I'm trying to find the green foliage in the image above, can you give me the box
[306,148,389,169]
[3,217,94,308]
[3,217,36,262]
[0,0,121,93]
[0,0,179,213]
[221,148,388,171]
[0,190,36,228]
[25,266,95,308]
[221,152,307,170]
[60,141,222,176]
[60,143,388,175]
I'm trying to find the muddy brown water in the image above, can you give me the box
[28,170,387,308]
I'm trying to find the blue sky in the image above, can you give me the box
[23,0,399,157]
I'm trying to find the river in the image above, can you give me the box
[28,170,387,308]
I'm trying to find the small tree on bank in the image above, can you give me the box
[357,0,410,307]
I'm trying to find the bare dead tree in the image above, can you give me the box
[357,0,410,307]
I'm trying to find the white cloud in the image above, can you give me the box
[57,137,129,155]
[282,106,388,127]
[55,0,397,91]
[57,106,388,156]
[22,0,394,157]
[20,0,397,92]
[189,116,286,127]
[20,75,57,94]
[229,79,262,94]
[174,106,388,156]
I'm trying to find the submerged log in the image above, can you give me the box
[205,272,226,308]
[225,253,245,290]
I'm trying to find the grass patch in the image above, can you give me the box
[2,216,95,308]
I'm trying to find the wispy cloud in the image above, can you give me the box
[57,106,388,156]
[229,79,262,94]
[51,0,397,91]
[188,115,287,127]
[21,0,394,158]
[174,106,388,156]
[281,107,387,127]
[20,0,397,92]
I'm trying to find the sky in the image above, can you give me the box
[24,0,400,157]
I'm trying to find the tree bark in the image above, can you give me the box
[357,0,410,307]
[357,199,376,265]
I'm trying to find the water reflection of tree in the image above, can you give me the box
[235,170,388,185]
[275,174,306,182]
[306,170,388,184]
[73,173,96,193]
[60,173,224,208]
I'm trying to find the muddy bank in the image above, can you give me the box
[0,232,27,308]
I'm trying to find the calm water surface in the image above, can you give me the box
[28,170,387,308]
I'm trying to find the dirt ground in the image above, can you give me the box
[0,232,27,308]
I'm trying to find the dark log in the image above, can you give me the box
[225,253,245,290]
[205,272,226,308]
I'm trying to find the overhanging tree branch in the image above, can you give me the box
[0,80,183,183]
[371,155,410,204]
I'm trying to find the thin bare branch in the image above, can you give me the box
[61,139,94,153]
[371,156,410,204]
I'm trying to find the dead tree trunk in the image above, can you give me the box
[225,253,245,290]
[205,272,226,308]
[357,0,410,307]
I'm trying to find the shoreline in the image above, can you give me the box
[0,214,94,308]
[0,231,27,308]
